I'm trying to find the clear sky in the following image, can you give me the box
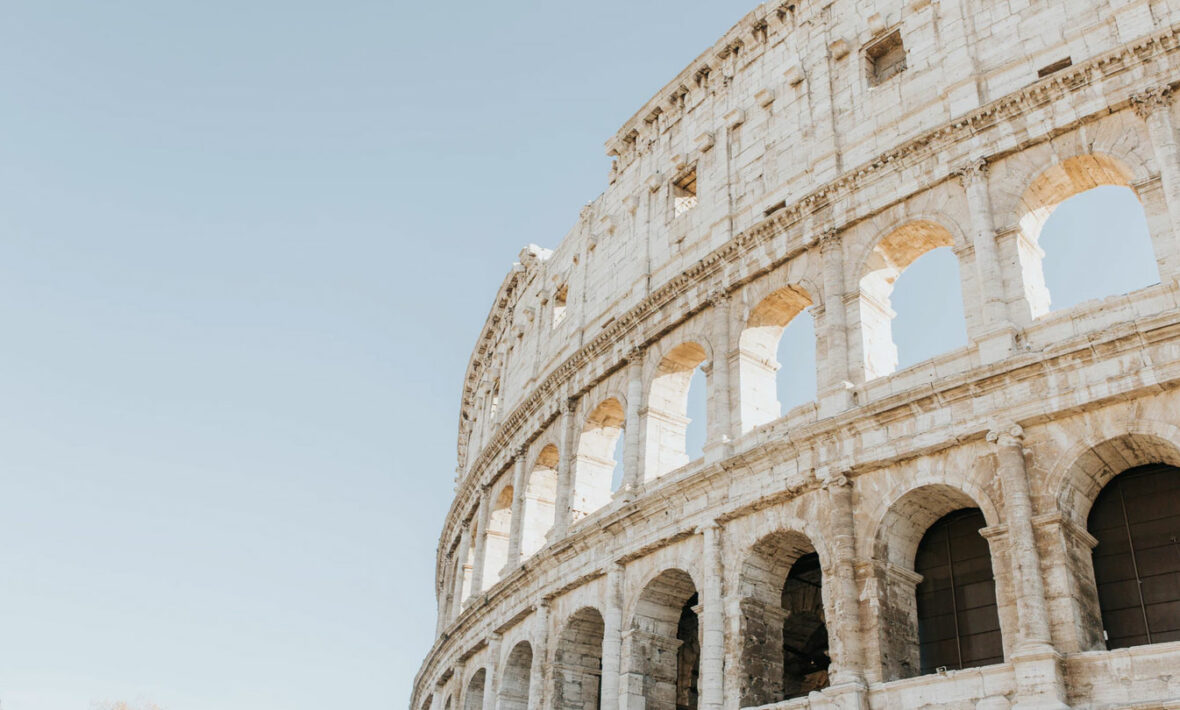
[0,3,1159,710]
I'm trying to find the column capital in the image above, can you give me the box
[695,520,722,536]
[818,226,842,252]
[707,288,730,307]
[1132,85,1173,120]
[821,470,853,490]
[560,396,577,415]
[625,345,645,365]
[987,422,1025,448]
[955,157,989,187]
[513,444,527,461]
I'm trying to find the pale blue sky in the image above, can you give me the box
[0,3,1159,710]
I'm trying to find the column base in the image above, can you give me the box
[704,437,732,464]
[818,384,855,419]
[975,324,1022,365]
[1011,643,1070,710]
[819,678,869,710]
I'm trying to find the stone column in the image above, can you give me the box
[705,292,734,462]
[471,486,492,594]
[601,561,625,710]
[823,473,866,687]
[1133,86,1180,284]
[620,348,645,498]
[529,600,550,710]
[452,525,472,617]
[989,424,1068,709]
[454,660,467,710]
[484,633,502,710]
[700,524,725,710]
[506,449,528,569]
[818,229,853,414]
[551,398,578,540]
[957,158,1018,362]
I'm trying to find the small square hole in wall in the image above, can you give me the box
[866,30,907,87]
[673,167,698,217]
[552,284,568,328]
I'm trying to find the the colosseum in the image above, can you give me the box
[411,2,1180,708]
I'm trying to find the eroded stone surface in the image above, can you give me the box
[414,2,1180,709]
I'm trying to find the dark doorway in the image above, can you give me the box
[1089,464,1180,649]
[914,508,1003,674]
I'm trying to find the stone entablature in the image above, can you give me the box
[422,4,1180,710]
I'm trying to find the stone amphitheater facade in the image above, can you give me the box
[411,2,1180,709]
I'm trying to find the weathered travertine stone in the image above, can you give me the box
[413,3,1180,710]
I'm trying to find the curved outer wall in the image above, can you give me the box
[418,1,1180,709]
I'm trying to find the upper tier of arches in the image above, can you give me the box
[453,0,1174,476]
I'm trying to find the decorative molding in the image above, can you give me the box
[987,422,1025,448]
[1131,84,1173,119]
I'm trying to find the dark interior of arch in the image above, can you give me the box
[780,552,830,698]
[677,593,700,710]
[1088,463,1180,650]
[915,508,1002,675]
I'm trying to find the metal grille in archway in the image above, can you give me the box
[915,508,1003,674]
[1089,463,1180,650]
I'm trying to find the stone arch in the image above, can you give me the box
[644,341,710,479]
[737,284,815,432]
[1006,152,1162,320]
[499,641,533,710]
[553,606,605,710]
[463,668,486,710]
[1051,427,1180,525]
[572,397,626,522]
[522,444,559,558]
[623,568,701,710]
[1044,428,1180,652]
[483,481,514,588]
[854,219,966,380]
[992,128,1157,232]
[1087,463,1180,650]
[868,482,1004,681]
[737,530,830,706]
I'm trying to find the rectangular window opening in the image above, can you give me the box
[1037,57,1072,78]
[552,284,568,328]
[866,30,907,87]
[673,168,698,217]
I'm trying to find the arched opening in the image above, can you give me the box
[572,399,625,522]
[914,509,1003,675]
[624,569,700,710]
[872,484,1003,681]
[1039,186,1159,313]
[738,532,829,706]
[738,285,816,432]
[889,247,967,370]
[1016,155,1160,320]
[521,445,558,559]
[645,342,708,479]
[499,642,533,710]
[858,220,966,380]
[1088,464,1180,650]
[483,484,513,588]
[554,607,605,710]
[464,669,485,710]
